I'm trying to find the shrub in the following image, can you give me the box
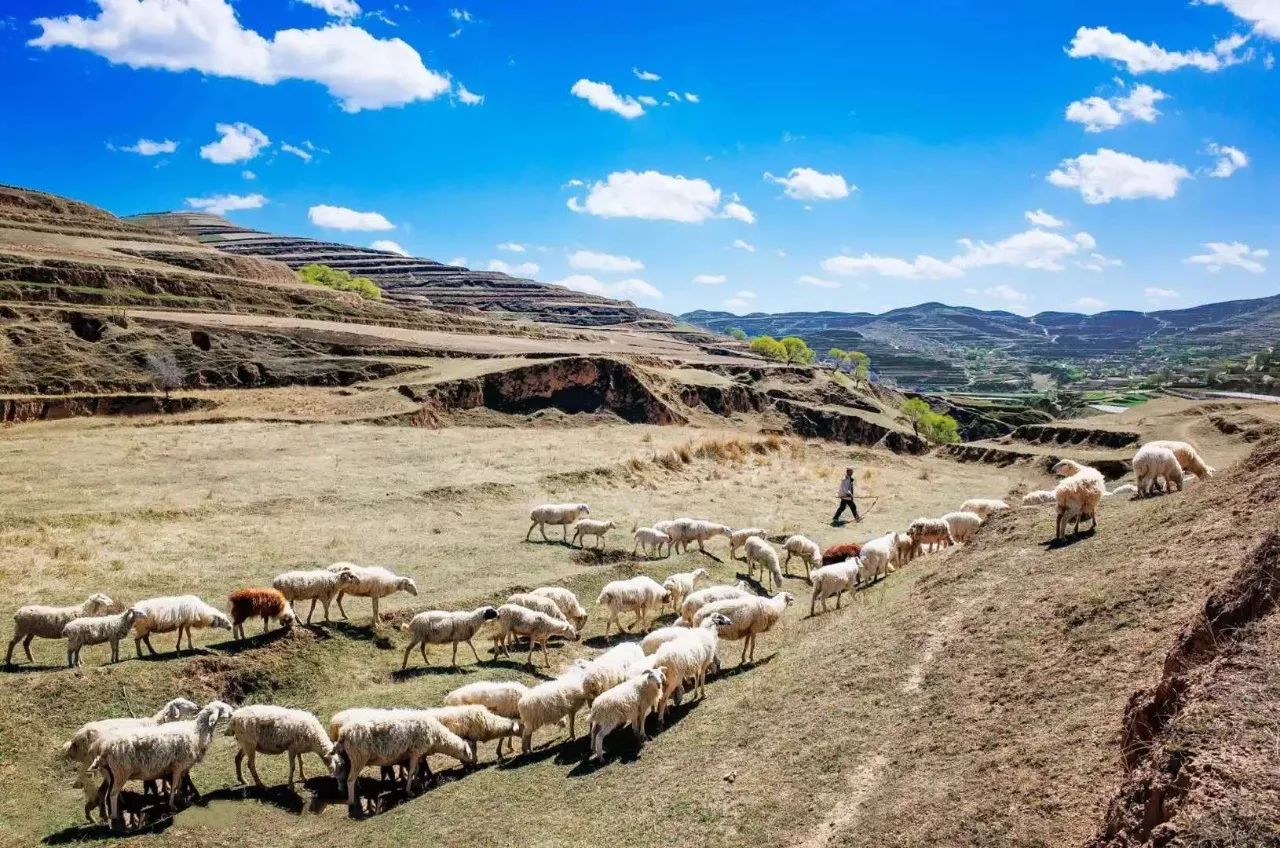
[298,263,382,300]
[780,336,816,365]
[727,327,748,341]
[919,411,961,443]
[900,398,931,439]
[749,335,788,362]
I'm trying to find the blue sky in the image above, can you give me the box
[2,0,1277,318]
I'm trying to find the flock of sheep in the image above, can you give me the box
[13,436,1213,829]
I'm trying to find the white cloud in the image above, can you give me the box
[1185,241,1269,273]
[667,90,680,100]
[455,84,483,106]
[1025,209,1064,228]
[1144,286,1180,300]
[984,284,1030,307]
[497,242,526,253]
[633,67,660,81]
[1066,26,1251,73]
[1077,252,1124,273]
[731,239,756,253]
[308,204,394,231]
[724,290,757,312]
[488,259,540,277]
[1074,297,1107,311]
[371,239,409,256]
[448,256,467,267]
[637,95,658,106]
[567,170,753,224]
[1202,0,1280,39]
[449,8,474,22]
[763,167,853,201]
[114,138,177,155]
[1048,148,1191,204]
[1266,52,1277,69]
[555,274,661,301]
[1206,142,1249,178]
[30,0,452,112]
[797,274,839,289]
[1065,83,1167,132]
[199,122,269,164]
[684,92,700,103]
[822,253,963,280]
[241,170,256,180]
[568,250,644,273]
[299,0,360,19]
[692,273,726,285]
[280,141,312,162]
[185,192,266,215]
[570,79,645,119]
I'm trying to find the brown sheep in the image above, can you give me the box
[228,588,296,640]
[821,542,862,566]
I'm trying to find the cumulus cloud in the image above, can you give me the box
[29,0,452,112]
[724,290,757,312]
[692,273,726,285]
[984,284,1030,308]
[1066,26,1251,73]
[199,122,269,164]
[568,250,644,273]
[1074,297,1107,311]
[1145,286,1180,300]
[1065,83,1167,132]
[185,192,266,215]
[763,167,854,201]
[1077,252,1124,273]
[684,92,700,103]
[721,199,756,224]
[1025,209,1064,228]
[633,67,660,81]
[280,142,312,162]
[1201,0,1280,39]
[570,79,645,119]
[488,259,540,277]
[308,204,394,230]
[449,8,474,22]
[567,170,753,224]
[1047,148,1191,204]
[371,239,409,256]
[1205,142,1249,178]
[797,274,839,288]
[822,253,963,280]
[1185,241,1269,273]
[555,274,661,301]
[497,242,526,253]
[114,138,177,155]
[299,0,360,18]
[731,239,756,253]
[455,84,483,106]
[241,170,256,179]
[637,95,658,106]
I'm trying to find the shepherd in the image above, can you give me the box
[832,467,862,525]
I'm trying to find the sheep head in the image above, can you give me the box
[558,622,581,642]
[703,612,732,630]
[210,612,233,630]
[123,608,147,626]
[605,520,618,530]
[578,504,591,515]
[778,592,796,607]
[398,577,419,596]
[162,698,201,721]
[279,605,297,628]
[335,569,360,586]
[479,606,499,621]
[86,593,115,614]
[692,568,710,581]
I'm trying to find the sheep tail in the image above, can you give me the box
[60,740,74,757]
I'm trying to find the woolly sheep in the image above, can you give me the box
[1147,440,1214,480]
[227,588,295,641]
[571,518,618,549]
[821,542,862,566]
[661,568,710,612]
[327,707,409,742]
[1022,490,1057,506]
[809,559,861,615]
[517,666,588,754]
[271,568,358,624]
[1108,483,1139,498]
[526,503,591,542]
[782,534,822,580]
[743,536,785,592]
[632,527,671,558]
[1053,461,1106,540]
[401,606,499,669]
[6,593,115,665]
[858,533,900,583]
[1053,458,1087,477]
[530,586,589,630]
[906,518,953,558]
[667,519,731,554]
[63,608,146,667]
[576,641,649,705]
[891,533,915,568]
[506,592,570,624]
[941,511,983,545]
[679,581,751,625]
[587,668,667,761]
[131,595,232,656]
[729,527,769,560]
[333,710,474,808]
[649,614,729,718]
[491,604,580,667]
[426,704,522,761]
[959,499,1009,519]
[596,576,670,638]
[325,562,418,623]
[228,704,336,788]
[696,592,794,665]
[641,623,692,656]
[442,680,530,720]
[1134,443,1184,497]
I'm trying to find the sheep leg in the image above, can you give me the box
[540,638,552,668]
[335,592,348,620]
[521,728,533,754]
[67,647,75,668]
[235,749,246,784]
[563,524,570,542]
[371,596,380,624]
[287,754,296,786]
[108,766,124,823]
[467,639,481,664]
[22,635,34,663]
[4,636,18,665]
[110,639,119,664]
[186,626,195,651]
[175,626,185,653]
[401,639,417,670]
[262,615,270,634]
[168,767,184,810]
[451,641,459,668]
[739,638,749,666]
[567,710,576,739]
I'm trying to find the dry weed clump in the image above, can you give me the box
[643,434,790,473]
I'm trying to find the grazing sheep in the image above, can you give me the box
[517,666,588,753]
[64,608,146,667]
[6,593,115,666]
[588,668,667,761]
[228,705,336,788]
[959,499,1010,519]
[729,527,769,560]
[425,704,521,761]
[649,614,729,718]
[92,700,233,822]
[668,519,732,554]
[526,503,591,542]
[858,533,900,583]
[131,595,232,656]
[822,542,863,566]
[679,581,751,625]
[809,559,861,615]
[661,568,710,612]
[571,518,618,549]
[782,534,822,580]
[1147,440,1214,480]
[596,576,670,638]
[1134,443,1184,497]
[1022,490,1057,506]
[506,593,570,624]
[442,680,530,720]
[891,533,915,568]
[941,511,984,545]
[743,536,785,592]
[1107,483,1139,498]
[327,707,410,743]
[577,641,650,705]
[1053,459,1087,477]
[272,568,358,624]
[696,592,794,665]
[530,586,589,630]
[227,588,295,641]
[491,604,580,667]
[1053,460,1106,540]
[333,711,474,808]
[632,527,671,558]
[325,563,418,623]
[906,518,954,558]
[400,606,499,669]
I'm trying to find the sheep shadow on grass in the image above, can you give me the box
[206,628,291,655]
[1043,527,1097,550]
[43,790,181,843]
[570,548,634,567]
[392,663,480,681]
[1,662,65,674]
[334,768,468,819]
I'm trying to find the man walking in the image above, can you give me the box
[832,467,861,524]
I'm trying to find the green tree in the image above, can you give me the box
[749,335,788,362]
[780,336,816,365]
[727,327,748,341]
[298,263,382,300]
[827,348,847,371]
[848,350,870,385]
[919,411,961,443]
[900,397,931,440]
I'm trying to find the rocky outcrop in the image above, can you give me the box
[943,443,1131,479]
[772,399,928,454]
[0,394,212,423]
[675,383,769,416]
[1011,424,1140,449]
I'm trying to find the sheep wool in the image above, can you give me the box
[228,704,336,788]
[632,527,671,558]
[227,588,295,641]
[1134,444,1184,497]
[587,668,667,761]
[334,710,473,807]
[821,542,862,566]
[1108,483,1139,498]
[1146,440,1214,480]
[63,608,146,667]
[530,586,589,630]
[1053,461,1106,540]
[325,562,418,623]
[959,499,1010,519]
[425,704,522,760]
[492,604,580,667]
[506,593,569,624]
[6,593,115,666]
[696,593,794,665]
[729,527,769,559]
[401,606,500,669]
[442,680,531,720]
[858,533,900,582]
[649,614,729,716]
[596,575,670,638]
[271,568,358,624]
[809,559,861,615]
[941,511,983,545]
[679,581,751,625]
[131,595,233,657]
[641,623,693,656]
[906,518,954,558]
[1021,490,1057,506]
[782,534,822,579]
[667,519,732,554]
[578,641,649,704]
[526,503,591,542]
[517,666,589,754]
[744,536,785,592]
[571,518,617,549]
[661,568,710,612]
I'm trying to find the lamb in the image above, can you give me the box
[695,592,794,665]
[891,533,915,568]
[228,704,336,788]
[333,710,474,808]
[596,575,670,638]
[668,519,732,554]
[571,518,618,549]
[782,534,822,580]
[822,542,863,566]
[63,608,146,667]
[941,511,983,545]
[271,567,358,624]
[442,680,530,720]
[649,614,730,717]
[1052,460,1106,540]
[491,604,580,667]
[1021,490,1057,506]
[400,606,499,669]
[743,536,785,592]
[6,593,114,665]
[131,595,233,656]
[857,533,900,583]
[506,592,570,624]
[1107,483,1139,498]
[425,704,521,761]
[808,559,861,615]
[729,527,769,560]
[959,499,1010,519]
[679,581,751,625]
[906,518,954,558]
[517,666,588,754]
[530,586,589,630]
[587,668,667,761]
[91,700,234,821]
[1133,443,1185,497]
[227,588,296,641]
[632,526,671,558]
[325,562,418,623]
[526,503,591,542]
[1147,440,1215,480]
[577,641,650,705]
[661,568,710,612]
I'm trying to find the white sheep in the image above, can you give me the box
[891,533,915,569]
[743,536,785,592]
[907,518,954,558]
[63,608,146,667]
[729,527,769,560]
[1052,460,1106,540]
[442,680,530,720]
[668,519,732,554]
[641,623,692,656]
[325,562,418,623]
[491,604,580,666]
[271,568,359,624]
[228,704,337,788]
[587,668,667,761]
[1022,490,1058,506]
[679,581,751,625]
[1134,443,1184,497]
[632,527,671,558]
[577,641,650,705]
[506,592,570,624]
[859,533,900,583]
[526,503,591,542]
[571,518,618,549]
[959,499,1010,519]
[649,613,730,718]
[661,568,710,612]
[530,586,589,630]
[782,534,822,580]
[941,511,983,545]
[1108,483,1139,498]
[696,592,794,665]
[400,606,499,669]
[6,593,115,665]
[426,704,522,761]
[517,666,588,753]
[131,595,232,656]
[809,559,861,615]
[1146,440,1214,480]
[596,576,670,638]
[333,710,474,808]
